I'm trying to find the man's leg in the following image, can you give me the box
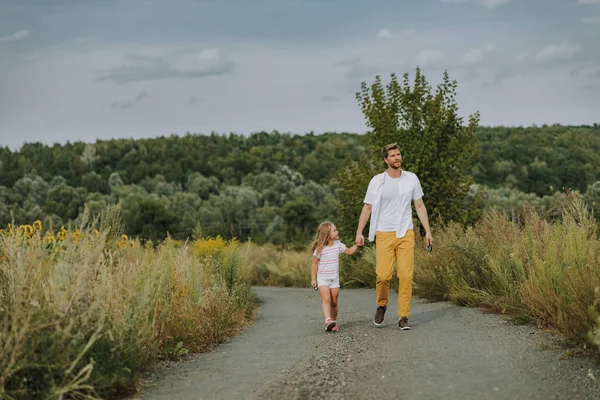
[375,231,396,307]
[396,229,415,318]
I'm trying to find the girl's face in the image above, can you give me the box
[329,224,339,241]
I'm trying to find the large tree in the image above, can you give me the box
[338,68,481,237]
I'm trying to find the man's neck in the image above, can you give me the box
[386,168,402,178]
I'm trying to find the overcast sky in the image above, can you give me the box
[0,0,599,150]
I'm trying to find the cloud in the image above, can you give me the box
[111,90,151,110]
[536,42,582,64]
[320,95,340,102]
[579,0,600,4]
[459,42,494,66]
[135,91,151,101]
[462,49,483,65]
[335,58,378,81]
[0,30,30,43]
[98,49,234,84]
[492,68,523,87]
[377,28,394,38]
[415,50,444,67]
[188,96,200,105]
[111,100,134,110]
[516,51,530,62]
[377,28,415,39]
[583,17,600,23]
[441,0,512,7]
[480,0,512,7]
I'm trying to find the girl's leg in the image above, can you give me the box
[330,288,340,321]
[318,285,332,321]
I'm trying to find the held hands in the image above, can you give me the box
[355,233,364,247]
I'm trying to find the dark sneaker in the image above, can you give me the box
[373,306,387,327]
[399,317,411,330]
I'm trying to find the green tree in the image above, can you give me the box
[584,181,600,220]
[45,183,88,222]
[335,153,379,243]
[281,197,318,246]
[82,171,110,194]
[348,68,481,227]
[127,197,175,242]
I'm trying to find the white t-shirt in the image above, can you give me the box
[363,170,424,241]
[313,240,347,277]
[377,175,401,231]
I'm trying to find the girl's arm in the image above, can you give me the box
[311,256,318,288]
[344,244,359,255]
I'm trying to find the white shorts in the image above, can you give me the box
[317,275,340,289]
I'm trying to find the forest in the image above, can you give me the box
[1,124,600,245]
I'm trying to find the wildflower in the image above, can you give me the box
[23,225,34,237]
[193,235,226,257]
[44,231,56,243]
[58,227,67,241]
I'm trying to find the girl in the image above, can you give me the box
[310,221,360,332]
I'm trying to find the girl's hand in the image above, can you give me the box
[311,279,317,289]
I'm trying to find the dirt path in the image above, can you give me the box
[136,287,600,400]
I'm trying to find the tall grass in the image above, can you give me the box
[414,195,600,352]
[245,242,378,289]
[246,243,312,288]
[0,207,255,399]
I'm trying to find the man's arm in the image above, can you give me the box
[355,203,372,246]
[414,198,433,246]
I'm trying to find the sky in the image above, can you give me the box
[0,0,599,150]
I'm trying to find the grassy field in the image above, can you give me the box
[0,206,255,400]
[413,195,600,350]
[2,194,599,399]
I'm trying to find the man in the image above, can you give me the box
[355,143,433,330]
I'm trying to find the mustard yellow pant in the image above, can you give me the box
[375,230,415,317]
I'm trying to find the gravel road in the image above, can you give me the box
[135,286,600,400]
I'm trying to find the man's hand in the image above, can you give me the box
[425,232,433,247]
[355,204,371,248]
[311,279,317,289]
[355,233,364,247]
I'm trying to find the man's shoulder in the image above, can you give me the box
[369,171,387,183]
[402,170,420,180]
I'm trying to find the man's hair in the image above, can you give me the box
[381,143,400,159]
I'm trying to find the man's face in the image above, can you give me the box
[384,149,402,169]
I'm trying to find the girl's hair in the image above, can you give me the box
[310,221,334,257]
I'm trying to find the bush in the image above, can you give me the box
[414,194,600,352]
[0,210,255,399]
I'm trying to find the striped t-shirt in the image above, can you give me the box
[313,240,347,277]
